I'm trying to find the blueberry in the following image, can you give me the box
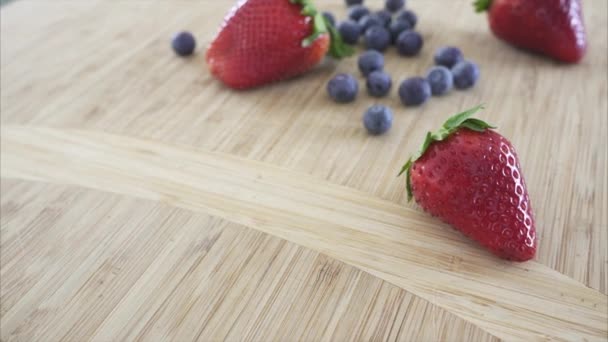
[396,10,417,28]
[348,5,370,21]
[338,21,361,45]
[385,0,405,13]
[389,20,411,43]
[171,31,196,56]
[426,66,453,96]
[451,60,480,89]
[366,71,392,97]
[323,12,336,27]
[399,77,431,106]
[396,30,423,56]
[358,14,383,33]
[358,50,384,76]
[364,26,391,52]
[434,46,464,68]
[346,0,363,6]
[364,105,393,135]
[375,10,393,27]
[327,74,359,103]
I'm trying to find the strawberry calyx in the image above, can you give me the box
[473,0,492,12]
[290,0,354,58]
[398,105,495,201]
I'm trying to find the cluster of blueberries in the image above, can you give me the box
[323,0,421,56]
[326,0,480,135]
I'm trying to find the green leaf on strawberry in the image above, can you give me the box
[291,0,354,58]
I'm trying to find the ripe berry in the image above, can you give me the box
[389,20,411,43]
[452,60,480,89]
[366,71,392,97]
[359,14,384,33]
[396,30,423,56]
[328,74,359,103]
[338,21,361,45]
[364,26,391,52]
[397,10,417,28]
[364,105,393,135]
[358,50,384,76]
[399,77,431,106]
[385,0,405,13]
[434,46,464,68]
[426,66,453,96]
[349,5,370,21]
[172,31,196,56]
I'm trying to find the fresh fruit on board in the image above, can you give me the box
[364,26,391,52]
[358,50,384,76]
[327,73,359,103]
[363,105,393,135]
[337,20,361,45]
[474,0,587,63]
[399,105,537,261]
[206,0,353,89]
[395,30,423,56]
[399,77,430,106]
[452,60,480,89]
[434,46,464,68]
[366,70,392,97]
[172,31,196,56]
[396,9,417,28]
[425,66,453,96]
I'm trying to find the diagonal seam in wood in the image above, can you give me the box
[1,126,606,342]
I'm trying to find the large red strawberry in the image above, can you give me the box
[206,0,352,89]
[475,0,587,63]
[399,106,537,261]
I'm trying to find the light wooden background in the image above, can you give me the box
[1,0,607,341]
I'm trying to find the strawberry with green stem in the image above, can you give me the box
[474,0,586,63]
[206,0,353,89]
[399,105,537,261]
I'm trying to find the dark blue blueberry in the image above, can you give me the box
[396,30,423,56]
[364,105,393,135]
[375,10,393,27]
[434,46,464,68]
[366,71,392,97]
[322,12,336,27]
[327,74,359,103]
[346,0,363,6]
[451,60,480,89]
[399,77,431,106]
[358,50,384,76]
[338,21,361,45]
[171,31,196,57]
[397,10,417,28]
[358,14,383,33]
[385,0,405,13]
[348,5,370,21]
[426,66,453,96]
[364,26,391,52]
[389,20,411,43]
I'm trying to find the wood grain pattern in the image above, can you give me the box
[1,0,607,341]
[1,126,607,341]
[1,180,498,342]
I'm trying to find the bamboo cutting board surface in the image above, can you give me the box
[1,0,607,341]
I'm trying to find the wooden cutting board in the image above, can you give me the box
[1,0,606,341]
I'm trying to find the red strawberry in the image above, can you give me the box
[399,106,537,261]
[474,0,586,63]
[206,0,353,89]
